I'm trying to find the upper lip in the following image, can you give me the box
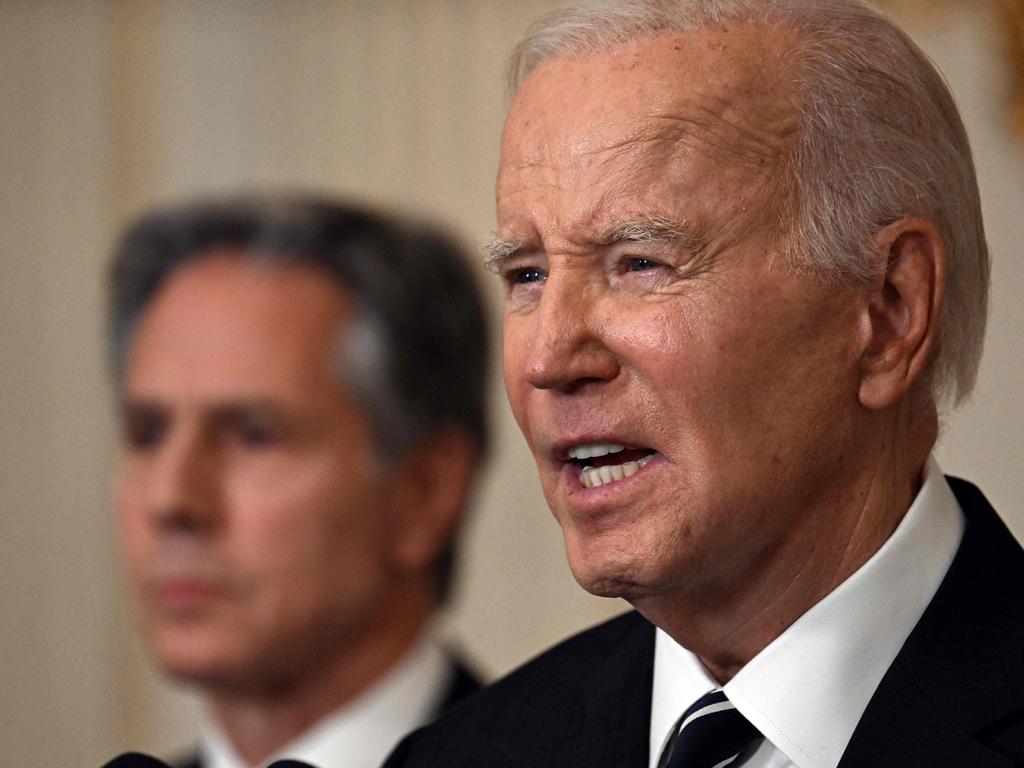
[550,435,655,463]
[152,574,224,590]
[144,560,234,589]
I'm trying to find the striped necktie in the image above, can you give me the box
[658,689,762,768]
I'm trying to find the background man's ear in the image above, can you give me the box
[384,428,477,582]
[858,217,945,410]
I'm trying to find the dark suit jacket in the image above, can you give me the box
[174,656,481,768]
[385,477,1024,767]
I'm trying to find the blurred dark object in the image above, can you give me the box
[99,754,171,768]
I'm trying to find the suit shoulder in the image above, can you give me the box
[436,653,483,713]
[385,611,654,767]
[902,477,1024,737]
[462,610,649,711]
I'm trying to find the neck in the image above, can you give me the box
[639,407,937,684]
[207,588,435,767]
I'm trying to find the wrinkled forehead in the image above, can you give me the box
[498,27,800,196]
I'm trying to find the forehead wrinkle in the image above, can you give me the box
[573,102,794,190]
[575,119,684,169]
[651,99,797,169]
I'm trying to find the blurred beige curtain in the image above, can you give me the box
[1,2,121,765]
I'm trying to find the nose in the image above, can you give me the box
[522,273,619,392]
[147,425,221,533]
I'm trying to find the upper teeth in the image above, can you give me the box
[568,443,624,460]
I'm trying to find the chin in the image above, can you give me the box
[147,623,250,689]
[574,572,645,600]
[565,541,654,602]
[563,524,700,605]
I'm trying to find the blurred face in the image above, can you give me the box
[497,31,870,606]
[117,253,405,693]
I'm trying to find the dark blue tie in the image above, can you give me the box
[659,689,762,768]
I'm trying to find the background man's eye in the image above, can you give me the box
[124,419,166,450]
[237,422,278,447]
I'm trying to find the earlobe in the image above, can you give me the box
[858,218,945,411]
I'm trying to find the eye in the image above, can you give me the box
[122,412,167,450]
[625,257,661,272]
[234,419,279,447]
[494,251,549,308]
[509,267,547,285]
[608,251,681,292]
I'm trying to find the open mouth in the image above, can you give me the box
[566,443,657,489]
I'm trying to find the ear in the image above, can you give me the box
[858,217,945,410]
[383,428,477,582]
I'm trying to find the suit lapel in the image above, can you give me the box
[837,661,1012,768]
[839,477,1024,767]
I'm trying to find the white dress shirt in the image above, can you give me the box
[201,632,452,768]
[649,456,966,768]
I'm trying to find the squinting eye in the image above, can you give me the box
[626,258,660,272]
[509,267,546,285]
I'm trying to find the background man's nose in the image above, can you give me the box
[148,428,221,532]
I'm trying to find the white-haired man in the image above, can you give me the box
[386,1,1023,767]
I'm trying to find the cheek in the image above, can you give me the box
[114,473,150,566]
[693,297,860,461]
[225,462,387,593]
[606,298,705,355]
[502,317,534,429]
[617,287,858,448]
[607,301,717,411]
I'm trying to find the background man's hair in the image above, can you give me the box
[108,193,490,601]
[509,0,989,409]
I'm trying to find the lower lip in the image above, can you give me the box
[155,581,226,610]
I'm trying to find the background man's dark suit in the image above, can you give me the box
[386,479,1024,767]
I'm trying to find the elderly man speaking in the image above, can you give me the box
[386,1,1024,767]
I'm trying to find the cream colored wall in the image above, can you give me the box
[1,2,1021,765]
[895,3,1024,525]
[0,3,122,764]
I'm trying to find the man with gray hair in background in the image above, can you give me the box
[386,1,1024,766]
[107,195,488,768]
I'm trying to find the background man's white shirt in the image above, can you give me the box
[649,456,966,768]
[201,633,451,768]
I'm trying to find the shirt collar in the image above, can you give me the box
[650,630,719,764]
[651,456,965,768]
[201,631,450,768]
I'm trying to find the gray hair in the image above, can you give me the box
[509,0,989,408]
[108,194,490,600]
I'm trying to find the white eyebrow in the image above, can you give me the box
[599,216,695,245]
[482,234,527,274]
[481,217,696,274]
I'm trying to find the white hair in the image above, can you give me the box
[508,0,989,409]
